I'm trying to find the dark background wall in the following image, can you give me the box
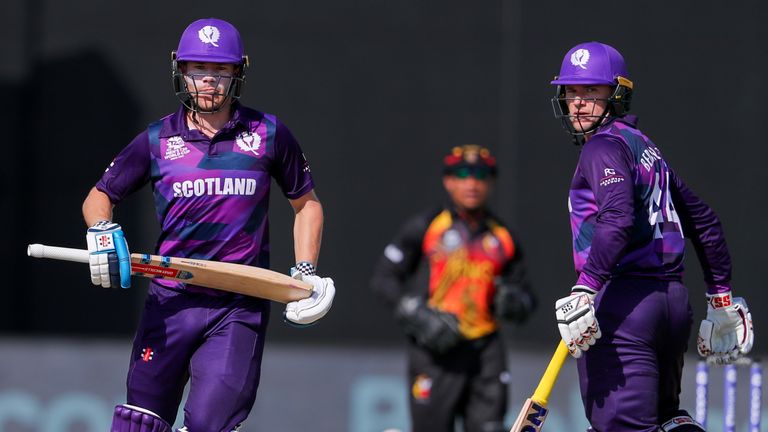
[2,0,765,353]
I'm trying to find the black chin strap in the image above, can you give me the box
[570,107,614,146]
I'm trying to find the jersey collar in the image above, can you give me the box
[159,102,251,140]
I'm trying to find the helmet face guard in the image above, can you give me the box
[171,53,248,114]
[550,42,633,145]
[551,77,633,145]
[171,18,248,114]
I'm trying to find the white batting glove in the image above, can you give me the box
[555,285,602,359]
[697,292,753,364]
[86,221,131,288]
[284,271,335,326]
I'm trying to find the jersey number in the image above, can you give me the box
[648,171,682,239]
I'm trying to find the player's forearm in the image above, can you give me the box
[370,256,411,307]
[293,196,323,265]
[82,187,114,227]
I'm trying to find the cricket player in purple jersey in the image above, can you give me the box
[549,41,754,431]
[81,18,335,432]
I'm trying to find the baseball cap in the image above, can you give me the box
[443,145,497,178]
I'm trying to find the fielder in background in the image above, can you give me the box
[550,41,754,432]
[81,18,335,431]
[371,145,536,432]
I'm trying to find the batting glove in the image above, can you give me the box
[555,285,601,358]
[284,266,335,326]
[697,292,753,364]
[86,221,131,288]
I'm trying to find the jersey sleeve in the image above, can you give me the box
[369,210,433,307]
[271,119,315,199]
[499,236,530,286]
[576,136,636,291]
[669,169,732,293]
[95,131,151,204]
[498,237,537,311]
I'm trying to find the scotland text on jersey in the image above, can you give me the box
[172,177,257,197]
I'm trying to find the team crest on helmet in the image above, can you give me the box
[570,48,590,69]
[164,136,191,160]
[236,131,262,156]
[198,25,221,47]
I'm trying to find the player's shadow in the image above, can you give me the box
[5,49,144,335]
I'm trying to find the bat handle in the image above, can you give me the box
[531,341,570,406]
[27,244,90,264]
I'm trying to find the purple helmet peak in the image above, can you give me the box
[551,41,629,86]
[175,18,245,64]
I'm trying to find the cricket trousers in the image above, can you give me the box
[123,283,271,431]
[578,278,693,432]
[408,333,508,432]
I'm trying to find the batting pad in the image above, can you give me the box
[111,404,171,432]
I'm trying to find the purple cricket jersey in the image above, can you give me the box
[569,115,732,294]
[96,103,314,295]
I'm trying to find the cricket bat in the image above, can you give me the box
[27,243,312,303]
[509,341,570,432]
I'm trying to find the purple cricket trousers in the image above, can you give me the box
[578,279,693,431]
[123,282,271,430]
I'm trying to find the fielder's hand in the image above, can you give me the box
[555,285,601,358]
[86,220,131,288]
[395,296,463,354]
[493,281,536,324]
[284,270,335,326]
[697,292,753,364]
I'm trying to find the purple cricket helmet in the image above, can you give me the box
[175,18,245,64]
[550,41,634,145]
[171,18,249,113]
[551,41,629,86]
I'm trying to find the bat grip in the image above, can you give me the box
[27,244,90,264]
[531,341,570,406]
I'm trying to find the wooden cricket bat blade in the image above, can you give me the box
[27,243,312,303]
[509,398,549,432]
[508,341,570,432]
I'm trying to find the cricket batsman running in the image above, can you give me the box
[81,18,335,431]
[549,41,754,431]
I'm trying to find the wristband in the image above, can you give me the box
[294,261,316,276]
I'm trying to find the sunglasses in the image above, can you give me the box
[450,167,492,180]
